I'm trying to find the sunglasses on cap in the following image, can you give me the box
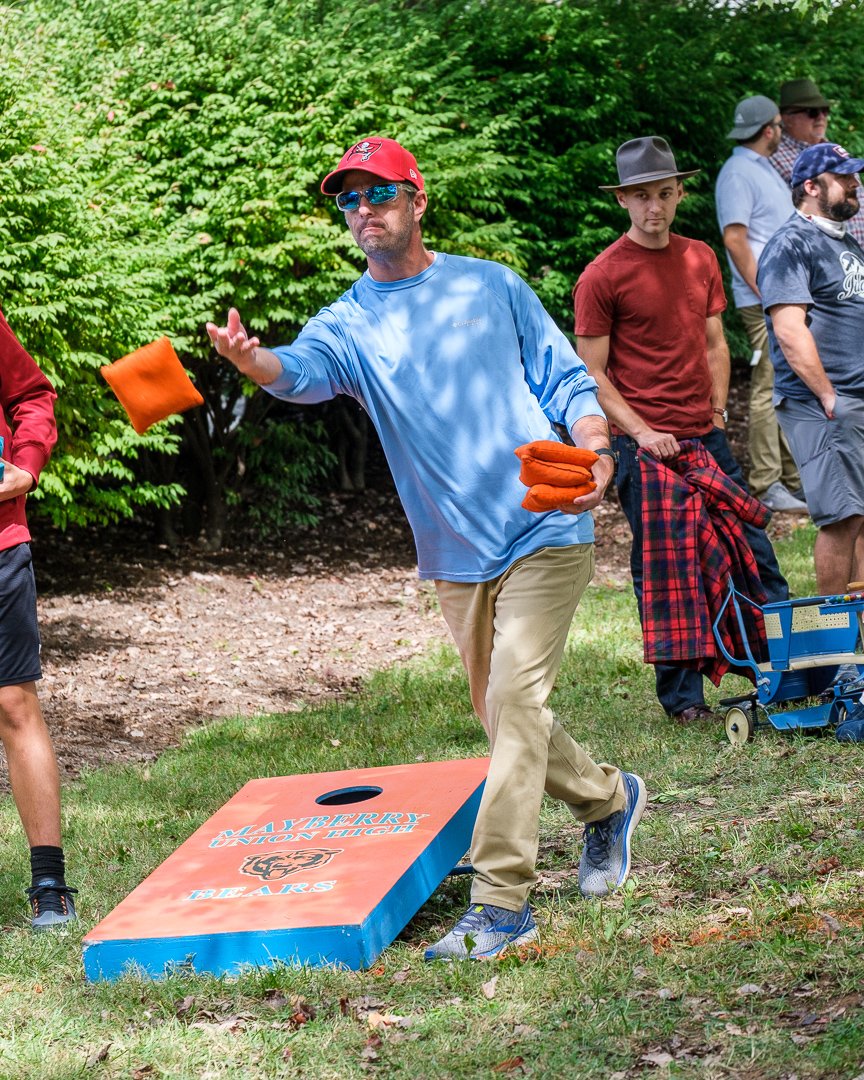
[335,183,410,212]
[784,106,830,119]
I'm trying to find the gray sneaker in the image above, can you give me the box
[760,482,808,514]
[578,772,647,898]
[832,663,864,690]
[424,902,538,960]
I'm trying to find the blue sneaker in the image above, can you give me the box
[837,702,864,742]
[578,772,647,898]
[27,879,78,930]
[424,902,538,960]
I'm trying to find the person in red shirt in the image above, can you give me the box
[574,136,787,725]
[0,310,76,928]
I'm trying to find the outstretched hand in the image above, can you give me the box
[206,308,261,370]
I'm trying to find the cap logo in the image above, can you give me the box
[409,168,417,179]
[832,145,850,159]
[348,140,382,164]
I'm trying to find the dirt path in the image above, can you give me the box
[23,490,636,784]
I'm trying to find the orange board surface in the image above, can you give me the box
[83,758,488,979]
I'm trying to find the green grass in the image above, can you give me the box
[2,521,864,1078]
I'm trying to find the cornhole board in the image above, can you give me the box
[82,758,488,981]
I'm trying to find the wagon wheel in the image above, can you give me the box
[724,705,755,745]
[832,699,850,728]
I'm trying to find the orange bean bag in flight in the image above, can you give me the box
[101,337,204,435]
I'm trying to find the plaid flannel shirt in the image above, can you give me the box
[639,441,771,686]
[770,133,864,246]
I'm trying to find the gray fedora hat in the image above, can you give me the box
[779,77,831,110]
[599,136,700,190]
[728,95,779,139]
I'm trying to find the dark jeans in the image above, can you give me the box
[612,428,788,716]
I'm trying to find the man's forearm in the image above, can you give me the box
[723,227,760,296]
[775,327,834,402]
[706,340,731,413]
[570,412,611,449]
[232,347,283,386]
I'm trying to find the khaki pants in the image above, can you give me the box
[435,544,624,911]
[739,304,800,498]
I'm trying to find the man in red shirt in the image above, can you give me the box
[0,310,76,928]
[574,136,787,724]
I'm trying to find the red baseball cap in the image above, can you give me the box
[320,137,424,195]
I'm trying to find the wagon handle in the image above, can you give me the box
[712,579,772,692]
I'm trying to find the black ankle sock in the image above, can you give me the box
[30,846,66,889]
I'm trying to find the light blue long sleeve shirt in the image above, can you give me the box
[265,252,603,581]
[715,146,794,308]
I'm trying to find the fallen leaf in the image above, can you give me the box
[391,967,410,984]
[85,1044,111,1069]
[736,984,763,997]
[641,1050,674,1067]
[482,976,499,1000]
[689,926,723,946]
[360,1034,382,1061]
[492,1057,525,1073]
[816,855,841,875]
[174,994,196,1017]
[819,914,842,938]
[367,1011,413,1030]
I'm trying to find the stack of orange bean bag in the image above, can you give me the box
[515,440,598,512]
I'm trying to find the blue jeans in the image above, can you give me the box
[612,428,788,716]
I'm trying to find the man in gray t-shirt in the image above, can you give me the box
[758,142,864,593]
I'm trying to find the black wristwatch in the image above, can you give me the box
[595,447,618,469]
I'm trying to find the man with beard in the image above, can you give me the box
[715,95,803,513]
[207,137,646,961]
[758,143,864,593]
[770,77,864,247]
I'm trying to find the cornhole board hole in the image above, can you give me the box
[82,758,488,981]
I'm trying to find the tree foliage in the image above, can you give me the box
[4,0,863,544]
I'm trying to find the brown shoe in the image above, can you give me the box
[672,705,720,725]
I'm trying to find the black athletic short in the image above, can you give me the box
[0,542,42,686]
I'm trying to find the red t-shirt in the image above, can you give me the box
[0,309,57,551]
[573,233,727,437]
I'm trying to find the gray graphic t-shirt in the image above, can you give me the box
[757,214,864,402]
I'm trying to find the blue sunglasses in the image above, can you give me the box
[336,183,405,212]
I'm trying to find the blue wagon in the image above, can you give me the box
[712,582,864,744]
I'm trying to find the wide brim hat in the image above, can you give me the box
[599,136,700,190]
[321,137,424,195]
[779,77,832,110]
[727,95,779,140]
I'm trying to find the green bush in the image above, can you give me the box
[3,0,861,541]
